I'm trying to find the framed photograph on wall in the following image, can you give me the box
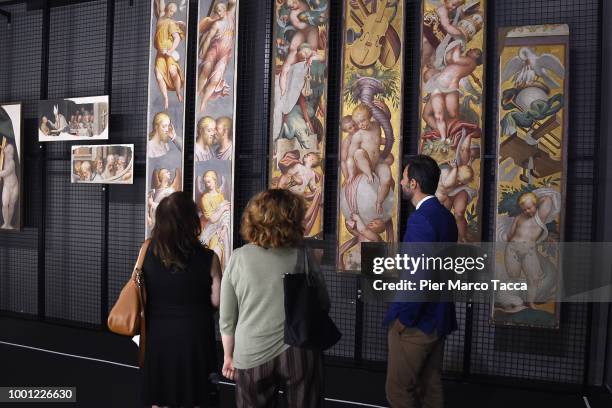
[71,144,134,184]
[38,95,109,142]
[0,103,23,231]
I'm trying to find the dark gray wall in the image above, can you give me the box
[602,0,612,391]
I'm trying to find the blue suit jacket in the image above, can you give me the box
[383,197,459,336]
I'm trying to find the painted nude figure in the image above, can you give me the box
[0,144,19,229]
[340,115,358,182]
[422,0,466,70]
[347,104,393,214]
[422,45,482,141]
[505,192,555,308]
[436,159,475,242]
[197,0,237,112]
[279,0,320,96]
[434,131,476,242]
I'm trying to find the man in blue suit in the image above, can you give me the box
[385,155,458,408]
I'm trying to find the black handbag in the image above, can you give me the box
[283,248,342,350]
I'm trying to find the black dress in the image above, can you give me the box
[141,243,218,407]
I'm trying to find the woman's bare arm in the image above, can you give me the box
[209,253,222,308]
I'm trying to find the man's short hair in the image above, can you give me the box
[405,155,440,195]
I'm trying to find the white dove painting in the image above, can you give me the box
[502,47,565,91]
[492,24,569,329]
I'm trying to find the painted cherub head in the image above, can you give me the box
[302,152,320,169]
[341,115,358,135]
[352,104,373,130]
[518,192,538,217]
[445,0,465,12]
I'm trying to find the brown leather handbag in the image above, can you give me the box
[107,239,151,368]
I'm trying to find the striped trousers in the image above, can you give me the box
[234,346,324,408]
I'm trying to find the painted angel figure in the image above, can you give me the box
[197,170,231,270]
[153,0,187,110]
[275,149,322,236]
[147,167,182,229]
[197,0,238,112]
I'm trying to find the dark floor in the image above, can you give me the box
[0,316,610,408]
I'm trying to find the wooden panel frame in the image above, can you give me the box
[491,24,570,329]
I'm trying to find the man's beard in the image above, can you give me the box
[402,186,413,201]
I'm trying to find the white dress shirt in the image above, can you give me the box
[415,195,435,210]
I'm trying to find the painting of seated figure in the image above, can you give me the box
[39,96,109,142]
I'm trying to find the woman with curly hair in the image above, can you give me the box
[219,188,329,407]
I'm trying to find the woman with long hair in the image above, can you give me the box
[141,191,221,408]
[219,189,329,407]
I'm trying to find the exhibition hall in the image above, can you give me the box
[0,0,611,406]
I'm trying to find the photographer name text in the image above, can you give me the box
[372,279,527,292]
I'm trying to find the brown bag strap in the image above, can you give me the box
[133,239,151,369]
[132,239,151,281]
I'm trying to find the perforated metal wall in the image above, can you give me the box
[44,1,108,326]
[106,0,150,312]
[469,0,600,384]
[0,3,41,317]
